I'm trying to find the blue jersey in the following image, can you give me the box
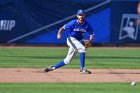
[63,19,95,41]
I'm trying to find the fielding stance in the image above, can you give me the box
[44,10,95,74]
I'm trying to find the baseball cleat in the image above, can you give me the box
[44,65,55,72]
[80,69,91,74]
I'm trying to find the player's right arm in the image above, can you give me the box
[57,20,75,39]
[57,27,65,39]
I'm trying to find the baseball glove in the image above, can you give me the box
[84,40,91,48]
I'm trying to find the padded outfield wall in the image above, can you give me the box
[0,0,139,44]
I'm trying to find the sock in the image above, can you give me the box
[54,60,65,69]
[80,53,85,70]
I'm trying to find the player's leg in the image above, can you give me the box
[44,48,77,72]
[53,37,78,68]
[68,37,86,69]
[63,48,77,64]
[80,52,85,70]
[79,53,91,74]
[68,37,91,74]
[53,48,77,69]
[75,42,87,71]
[44,38,77,72]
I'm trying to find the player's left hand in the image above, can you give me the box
[84,40,91,48]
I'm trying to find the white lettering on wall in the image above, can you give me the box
[0,20,16,31]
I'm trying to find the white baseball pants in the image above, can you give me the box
[63,37,86,64]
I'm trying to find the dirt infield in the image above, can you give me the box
[0,68,140,83]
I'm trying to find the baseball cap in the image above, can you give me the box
[77,10,85,15]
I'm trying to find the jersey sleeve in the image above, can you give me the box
[87,23,95,36]
[62,20,74,29]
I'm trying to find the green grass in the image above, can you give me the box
[0,83,139,93]
[0,47,139,93]
[0,47,140,69]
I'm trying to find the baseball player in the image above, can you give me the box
[44,10,95,74]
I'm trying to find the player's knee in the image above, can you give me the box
[78,47,86,53]
[63,57,73,64]
[63,59,71,64]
